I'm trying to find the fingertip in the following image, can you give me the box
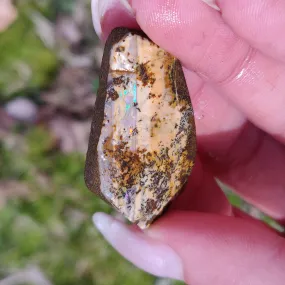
[92,210,285,285]
[91,0,138,41]
[201,0,220,11]
[169,156,232,216]
[92,212,113,232]
[146,211,285,285]
[92,212,185,281]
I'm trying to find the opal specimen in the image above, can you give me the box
[85,28,196,229]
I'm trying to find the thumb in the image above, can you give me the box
[93,211,285,285]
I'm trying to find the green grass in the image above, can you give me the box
[0,7,58,101]
[0,127,157,284]
[225,185,284,233]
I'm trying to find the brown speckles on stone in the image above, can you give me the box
[132,127,138,136]
[148,92,156,99]
[136,63,148,86]
[104,141,144,189]
[107,87,119,101]
[136,63,156,87]
[157,50,165,57]
[116,46,125,52]
[146,199,158,212]
[113,76,125,85]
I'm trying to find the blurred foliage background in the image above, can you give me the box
[0,1,283,285]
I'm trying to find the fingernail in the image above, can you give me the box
[201,0,220,11]
[93,213,184,281]
[91,0,134,38]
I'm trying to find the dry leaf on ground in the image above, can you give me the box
[49,115,91,154]
[0,181,30,208]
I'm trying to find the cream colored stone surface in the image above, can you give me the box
[97,33,194,228]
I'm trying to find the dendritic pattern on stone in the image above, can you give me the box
[85,28,196,229]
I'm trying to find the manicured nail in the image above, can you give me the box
[201,0,220,11]
[93,212,184,281]
[91,0,134,38]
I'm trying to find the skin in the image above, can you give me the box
[92,0,285,284]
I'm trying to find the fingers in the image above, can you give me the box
[169,157,232,215]
[148,212,285,285]
[185,69,285,222]
[201,0,220,10]
[217,0,285,63]
[130,0,285,144]
[201,121,285,223]
[91,0,138,41]
[184,69,247,156]
[131,0,250,83]
[91,0,285,221]
[127,0,285,219]
[93,212,285,284]
[93,212,185,280]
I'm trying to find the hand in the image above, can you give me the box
[91,0,285,284]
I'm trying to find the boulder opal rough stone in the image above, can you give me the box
[85,28,196,229]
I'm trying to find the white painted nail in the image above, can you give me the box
[91,0,134,38]
[93,213,184,281]
[201,0,220,11]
